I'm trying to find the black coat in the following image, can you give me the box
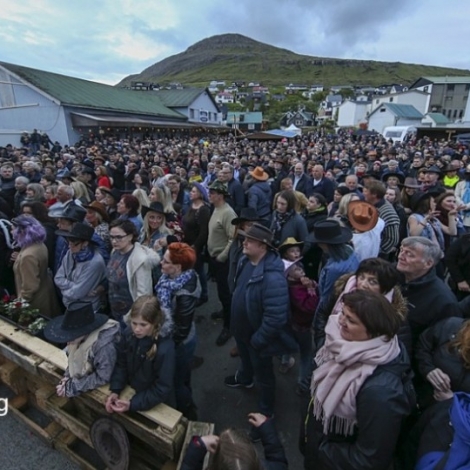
[445,234,470,285]
[415,317,470,399]
[227,177,246,215]
[269,212,309,248]
[181,418,288,470]
[400,268,462,353]
[291,173,311,196]
[109,330,175,411]
[301,347,415,470]
[306,177,335,202]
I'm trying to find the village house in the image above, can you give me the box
[367,103,423,133]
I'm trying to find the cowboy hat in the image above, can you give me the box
[238,222,275,249]
[278,237,304,253]
[44,301,108,343]
[231,207,263,226]
[400,177,421,189]
[141,201,166,219]
[423,165,442,175]
[309,220,353,244]
[83,201,109,222]
[347,201,379,233]
[249,166,269,181]
[382,172,405,185]
[51,203,87,222]
[90,417,130,470]
[409,191,433,212]
[282,258,304,273]
[101,187,122,202]
[56,222,96,243]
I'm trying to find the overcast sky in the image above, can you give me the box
[1,0,468,85]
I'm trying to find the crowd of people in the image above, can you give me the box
[1,128,470,469]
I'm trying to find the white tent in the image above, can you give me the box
[285,123,302,136]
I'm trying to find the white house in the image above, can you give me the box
[421,112,451,127]
[368,103,423,133]
[337,99,371,127]
[370,90,430,115]
[215,92,234,104]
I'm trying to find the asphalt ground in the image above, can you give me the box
[0,279,306,469]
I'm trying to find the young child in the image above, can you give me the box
[181,413,287,470]
[284,259,319,395]
[278,237,304,374]
[105,295,175,413]
[44,301,121,398]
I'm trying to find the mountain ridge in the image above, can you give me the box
[117,33,470,88]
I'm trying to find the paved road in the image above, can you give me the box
[0,282,306,468]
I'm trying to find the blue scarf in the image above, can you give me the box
[155,270,194,310]
[73,245,95,263]
[416,392,470,470]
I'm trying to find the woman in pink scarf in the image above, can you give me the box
[301,290,415,470]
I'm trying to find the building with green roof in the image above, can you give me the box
[0,61,199,146]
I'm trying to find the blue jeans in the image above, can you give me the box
[174,333,197,413]
[236,338,275,416]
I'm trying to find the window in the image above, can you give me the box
[460,110,464,119]
[380,107,386,112]
[389,97,394,102]
[447,84,455,92]
[376,99,379,104]
[466,84,470,91]
[248,124,255,130]
[423,86,429,93]
[447,109,452,118]
[453,109,458,118]
[189,109,194,119]
[295,119,303,126]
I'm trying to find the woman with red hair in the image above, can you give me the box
[155,242,200,420]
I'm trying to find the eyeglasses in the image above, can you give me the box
[110,234,129,240]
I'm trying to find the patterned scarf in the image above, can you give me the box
[273,209,295,247]
[311,313,400,436]
[155,270,194,310]
[73,245,95,263]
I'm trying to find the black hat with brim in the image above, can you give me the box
[382,172,405,184]
[44,302,108,343]
[55,222,96,243]
[309,220,353,245]
[101,187,121,201]
[409,191,433,212]
[231,207,263,225]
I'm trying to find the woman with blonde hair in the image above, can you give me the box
[132,188,151,211]
[149,184,175,213]
[150,166,165,187]
[70,181,91,204]
[25,182,45,203]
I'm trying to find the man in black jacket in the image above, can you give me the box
[307,165,335,202]
[218,163,245,215]
[397,236,462,354]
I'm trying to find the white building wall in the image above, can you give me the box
[183,92,222,124]
[337,101,370,127]
[368,109,395,133]
[370,91,429,114]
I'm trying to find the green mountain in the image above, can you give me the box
[117,33,470,88]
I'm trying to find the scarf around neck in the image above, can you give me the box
[73,245,95,263]
[273,209,294,246]
[155,270,194,310]
[312,313,400,436]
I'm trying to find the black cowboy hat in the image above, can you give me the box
[381,172,405,184]
[141,201,166,219]
[231,207,263,226]
[101,187,122,202]
[44,301,108,343]
[55,222,96,243]
[309,220,353,244]
[90,417,130,470]
[51,203,87,222]
[238,222,276,249]
[423,165,442,175]
[409,191,433,212]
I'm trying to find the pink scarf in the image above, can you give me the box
[311,313,400,436]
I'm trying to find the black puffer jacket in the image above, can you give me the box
[301,347,415,470]
[415,317,470,400]
[109,329,175,411]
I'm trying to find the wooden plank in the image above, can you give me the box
[0,338,42,375]
[0,319,67,370]
[37,360,64,383]
[176,421,215,470]
[0,359,26,394]
[54,430,98,470]
[43,395,94,448]
[95,384,183,432]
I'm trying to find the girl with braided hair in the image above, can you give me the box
[105,295,175,413]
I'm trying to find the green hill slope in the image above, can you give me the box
[117,33,470,88]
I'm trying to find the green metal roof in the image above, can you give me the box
[376,103,423,119]
[422,76,470,84]
[426,112,450,124]
[0,61,185,120]
[154,88,206,107]
[227,111,263,124]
